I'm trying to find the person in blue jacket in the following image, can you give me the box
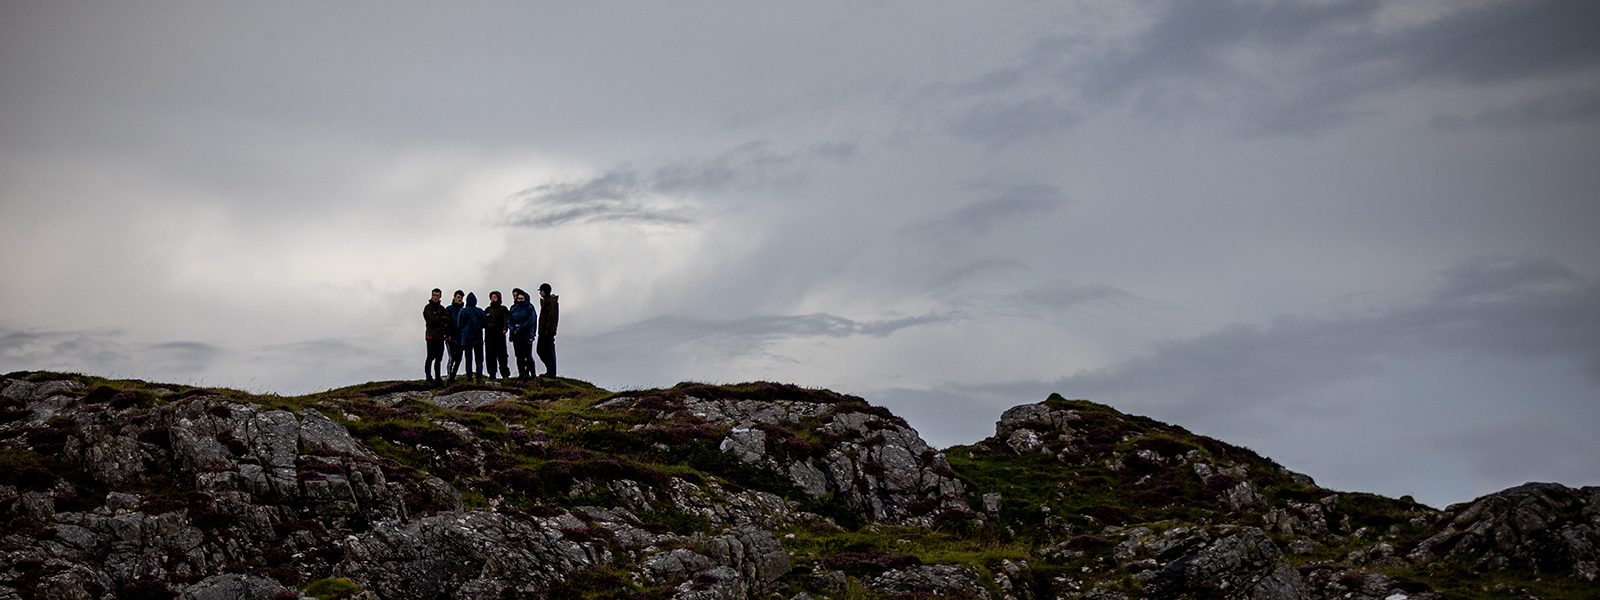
[508,288,537,379]
[445,290,465,382]
[455,292,487,383]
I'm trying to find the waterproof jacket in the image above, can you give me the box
[538,294,559,338]
[446,300,464,344]
[458,293,486,346]
[423,300,450,341]
[508,298,537,342]
[484,299,509,336]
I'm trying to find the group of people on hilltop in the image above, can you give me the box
[424,284,558,384]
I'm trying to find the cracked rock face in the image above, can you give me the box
[1409,483,1600,581]
[1,376,804,600]
[336,509,609,598]
[5,374,1596,599]
[1117,526,1304,600]
[609,391,972,527]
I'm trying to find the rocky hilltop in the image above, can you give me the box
[1,372,1596,599]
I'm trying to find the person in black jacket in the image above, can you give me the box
[508,288,537,379]
[422,288,450,384]
[445,290,465,382]
[483,291,511,380]
[536,283,560,378]
[456,292,486,383]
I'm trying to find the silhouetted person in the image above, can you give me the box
[422,288,450,384]
[537,283,560,378]
[508,288,537,379]
[484,290,511,380]
[457,292,486,383]
[445,290,465,382]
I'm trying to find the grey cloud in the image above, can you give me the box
[916,0,1600,140]
[865,387,1015,449]
[1081,0,1381,98]
[1008,281,1152,312]
[1432,417,1600,492]
[146,341,225,375]
[502,170,696,229]
[1378,0,1600,85]
[947,96,1079,146]
[941,258,1032,285]
[602,311,956,346]
[901,183,1064,239]
[0,326,131,374]
[953,255,1600,419]
[1429,255,1579,302]
[259,338,374,361]
[567,311,960,383]
[1431,86,1600,130]
[504,140,856,229]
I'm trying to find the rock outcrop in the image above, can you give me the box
[598,384,972,527]
[1409,482,1600,581]
[1,373,1593,599]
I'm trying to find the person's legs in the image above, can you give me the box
[447,341,462,382]
[488,334,508,378]
[513,338,533,379]
[425,339,443,382]
[536,336,557,377]
[470,342,484,380]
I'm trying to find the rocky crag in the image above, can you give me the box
[1,371,1595,599]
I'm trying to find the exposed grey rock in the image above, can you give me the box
[1122,526,1304,600]
[669,565,743,600]
[373,390,431,408]
[703,526,790,594]
[641,548,720,586]
[180,573,294,600]
[300,408,375,458]
[1007,428,1044,453]
[2,374,1591,599]
[721,427,767,463]
[667,478,802,530]
[1301,569,1444,600]
[612,392,971,526]
[1409,482,1600,581]
[429,390,517,410]
[867,564,990,599]
[0,379,84,404]
[993,558,1033,600]
[337,510,608,598]
[680,395,832,426]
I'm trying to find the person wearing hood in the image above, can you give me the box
[508,288,537,379]
[445,290,465,382]
[455,292,487,383]
[536,283,560,378]
[422,288,450,384]
[483,291,511,380]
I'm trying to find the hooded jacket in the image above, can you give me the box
[484,296,509,336]
[538,294,559,338]
[458,293,486,346]
[446,298,464,344]
[508,288,537,342]
[423,299,450,340]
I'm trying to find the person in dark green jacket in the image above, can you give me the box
[422,288,450,384]
[536,283,559,378]
[484,291,511,380]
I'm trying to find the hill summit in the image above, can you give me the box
[2,372,1596,599]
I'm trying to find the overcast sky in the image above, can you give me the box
[3,0,1597,508]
